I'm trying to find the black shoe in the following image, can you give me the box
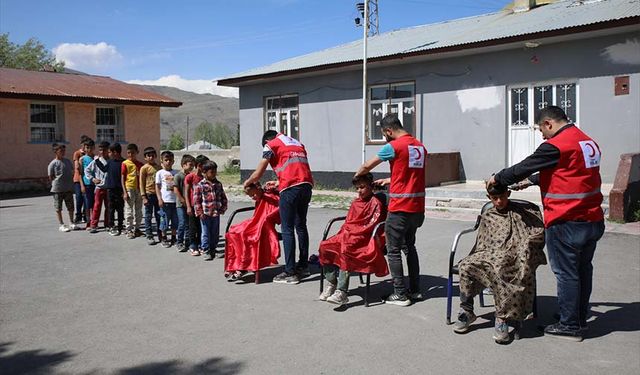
[384,293,411,306]
[203,252,214,261]
[552,313,589,332]
[544,323,583,342]
[273,272,300,284]
[295,266,310,278]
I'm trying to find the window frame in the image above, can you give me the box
[29,102,65,143]
[263,94,300,139]
[367,81,416,145]
[95,105,125,143]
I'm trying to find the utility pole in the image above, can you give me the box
[186,116,190,151]
[356,0,379,163]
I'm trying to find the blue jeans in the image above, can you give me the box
[144,194,161,238]
[176,206,190,246]
[83,184,95,214]
[200,215,220,254]
[279,183,312,274]
[546,220,605,329]
[73,182,84,220]
[159,202,178,233]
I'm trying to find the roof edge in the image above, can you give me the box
[218,16,639,87]
[0,92,183,108]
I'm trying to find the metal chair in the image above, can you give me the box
[446,199,540,339]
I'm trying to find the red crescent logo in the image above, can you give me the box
[414,147,422,160]
[586,143,596,158]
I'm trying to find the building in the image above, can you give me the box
[0,67,181,190]
[218,0,640,188]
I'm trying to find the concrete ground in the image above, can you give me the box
[1,196,639,375]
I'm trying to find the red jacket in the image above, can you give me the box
[266,133,313,191]
[388,134,427,213]
[539,125,604,227]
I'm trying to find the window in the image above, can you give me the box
[368,82,415,143]
[29,103,65,143]
[96,106,124,143]
[264,95,299,139]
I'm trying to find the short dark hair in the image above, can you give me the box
[487,182,509,196]
[80,134,90,143]
[195,155,209,167]
[352,173,374,186]
[202,160,218,173]
[181,154,195,165]
[98,141,110,149]
[535,105,568,125]
[143,147,157,157]
[52,143,66,152]
[126,143,139,152]
[109,143,122,153]
[83,139,95,147]
[380,114,403,131]
[262,130,278,146]
[160,150,174,159]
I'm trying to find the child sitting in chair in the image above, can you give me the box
[317,173,388,305]
[453,183,546,343]
[224,183,280,281]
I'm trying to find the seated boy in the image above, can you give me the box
[317,173,388,305]
[453,183,546,344]
[224,183,281,281]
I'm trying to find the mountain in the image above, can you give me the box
[132,84,239,143]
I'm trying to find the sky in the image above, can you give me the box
[1,0,508,97]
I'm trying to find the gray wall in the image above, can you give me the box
[238,31,640,184]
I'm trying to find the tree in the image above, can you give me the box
[194,121,236,149]
[0,33,65,71]
[166,133,185,150]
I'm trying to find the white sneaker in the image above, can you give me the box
[69,224,77,231]
[318,283,336,301]
[327,290,349,305]
[58,224,71,232]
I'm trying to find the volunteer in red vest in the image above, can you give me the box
[244,130,313,285]
[356,114,427,306]
[488,106,604,342]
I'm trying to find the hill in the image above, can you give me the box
[133,84,239,143]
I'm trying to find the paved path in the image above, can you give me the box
[1,196,639,374]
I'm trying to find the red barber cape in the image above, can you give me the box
[224,193,281,272]
[318,195,388,277]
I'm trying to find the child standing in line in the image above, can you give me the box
[72,135,90,224]
[155,151,178,248]
[184,155,210,256]
[47,143,76,232]
[173,154,195,252]
[140,147,161,245]
[193,161,228,261]
[78,139,96,228]
[104,143,125,236]
[121,143,144,239]
[85,141,111,233]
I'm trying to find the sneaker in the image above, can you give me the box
[161,240,172,248]
[453,310,477,333]
[89,227,98,234]
[58,224,71,232]
[203,252,214,261]
[176,243,186,252]
[109,228,120,236]
[493,320,510,344]
[384,293,411,306]
[408,290,424,301]
[273,272,300,285]
[318,283,337,301]
[126,231,136,239]
[189,248,201,256]
[147,236,157,245]
[215,251,225,259]
[69,224,78,231]
[327,290,349,305]
[543,323,583,342]
[295,266,311,278]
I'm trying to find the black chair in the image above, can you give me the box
[223,206,282,284]
[446,199,540,339]
[317,191,388,307]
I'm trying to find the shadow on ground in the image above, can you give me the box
[0,342,75,375]
[112,357,244,375]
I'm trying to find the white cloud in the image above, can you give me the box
[53,42,123,71]
[126,75,239,98]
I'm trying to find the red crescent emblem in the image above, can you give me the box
[586,143,596,157]
[414,147,422,160]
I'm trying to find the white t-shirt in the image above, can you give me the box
[155,169,177,203]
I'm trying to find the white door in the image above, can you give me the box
[508,83,578,166]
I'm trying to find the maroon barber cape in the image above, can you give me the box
[318,195,388,277]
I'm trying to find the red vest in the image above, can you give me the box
[388,134,427,213]
[266,134,313,191]
[539,125,604,227]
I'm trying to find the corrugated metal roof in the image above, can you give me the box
[219,0,640,85]
[0,68,182,107]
